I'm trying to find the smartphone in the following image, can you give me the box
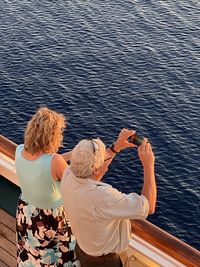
[131,134,143,146]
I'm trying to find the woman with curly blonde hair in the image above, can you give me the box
[15,107,79,267]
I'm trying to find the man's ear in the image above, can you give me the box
[93,167,99,175]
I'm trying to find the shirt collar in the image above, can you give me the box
[67,167,109,187]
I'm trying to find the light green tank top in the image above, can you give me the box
[15,144,63,209]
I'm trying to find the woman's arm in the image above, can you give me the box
[51,154,68,180]
[61,151,72,162]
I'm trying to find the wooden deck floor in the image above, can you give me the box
[0,208,147,267]
[0,209,16,267]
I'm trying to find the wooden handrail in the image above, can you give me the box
[0,134,200,266]
[0,135,17,160]
[131,219,200,267]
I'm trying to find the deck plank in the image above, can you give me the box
[0,259,10,267]
[0,208,15,232]
[0,246,16,267]
[0,222,15,244]
[0,234,16,256]
[0,208,16,266]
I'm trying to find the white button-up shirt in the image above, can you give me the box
[61,168,149,256]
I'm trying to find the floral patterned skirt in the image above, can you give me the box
[16,195,80,267]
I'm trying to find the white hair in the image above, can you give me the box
[70,138,106,178]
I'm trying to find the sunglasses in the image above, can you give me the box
[88,139,112,162]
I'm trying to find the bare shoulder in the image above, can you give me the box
[52,153,65,162]
[52,153,68,168]
[51,153,68,180]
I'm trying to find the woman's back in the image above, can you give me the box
[15,107,78,266]
[15,144,62,209]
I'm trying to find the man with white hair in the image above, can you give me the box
[61,129,156,267]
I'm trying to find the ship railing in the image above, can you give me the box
[0,134,200,267]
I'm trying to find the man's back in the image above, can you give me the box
[61,167,149,256]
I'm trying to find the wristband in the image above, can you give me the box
[109,143,118,154]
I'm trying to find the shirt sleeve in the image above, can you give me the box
[95,186,149,220]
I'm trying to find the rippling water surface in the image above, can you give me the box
[0,0,199,250]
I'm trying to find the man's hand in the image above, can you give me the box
[138,138,155,168]
[114,128,136,152]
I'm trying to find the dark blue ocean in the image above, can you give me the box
[0,0,199,251]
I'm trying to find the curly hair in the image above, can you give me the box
[24,107,66,154]
[70,138,106,178]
